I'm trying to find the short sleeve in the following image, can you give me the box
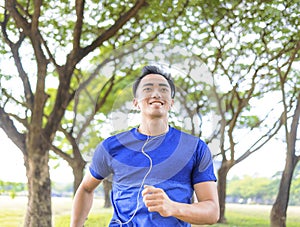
[89,142,113,180]
[192,141,217,185]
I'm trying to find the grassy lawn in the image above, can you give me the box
[1,196,299,226]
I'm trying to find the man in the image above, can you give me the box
[71,65,219,226]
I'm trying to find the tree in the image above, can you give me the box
[270,50,300,226]
[0,0,191,225]
[165,0,300,223]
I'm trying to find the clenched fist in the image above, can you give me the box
[142,185,177,217]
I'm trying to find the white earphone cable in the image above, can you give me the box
[113,134,164,226]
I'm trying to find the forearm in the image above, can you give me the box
[171,200,219,225]
[70,187,94,227]
[143,184,219,225]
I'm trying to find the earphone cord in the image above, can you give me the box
[113,134,164,226]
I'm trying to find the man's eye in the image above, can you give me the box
[143,87,152,92]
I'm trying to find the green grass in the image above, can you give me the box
[204,204,300,227]
[0,209,24,227]
[1,196,299,227]
[55,213,112,227]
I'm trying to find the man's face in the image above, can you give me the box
[133,74,174,118]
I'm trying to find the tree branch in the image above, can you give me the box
[50,144,73,163]
[5,0,31,35]
[0,107,26,154]
[73,0,85,52]
[289,91,300,151]
[6,0,50,133]
[31,0,42,33]
[235,112,284,165]
[80,0,146,59]
[1,10,34,109]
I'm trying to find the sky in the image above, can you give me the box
[0,128,286,184]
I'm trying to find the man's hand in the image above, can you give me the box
[142,185,176,217]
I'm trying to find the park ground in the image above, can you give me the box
[0,196,300,227]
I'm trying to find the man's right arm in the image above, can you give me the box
[70,172,102,227]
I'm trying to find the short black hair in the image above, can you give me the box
[132,65,175,98]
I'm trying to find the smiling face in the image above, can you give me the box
[133,74,174,119]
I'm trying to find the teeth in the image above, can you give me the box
[151,102,163,105]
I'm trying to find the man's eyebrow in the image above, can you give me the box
[142,83,154,87]
[142,83,169,87]
[159,83,169,87]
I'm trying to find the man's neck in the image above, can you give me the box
[138,119,169,136]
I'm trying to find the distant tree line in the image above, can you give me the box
[0,180,103,199]
[0,180,26,198]
[227,171,300,206]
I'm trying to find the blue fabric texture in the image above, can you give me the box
[89,126,217,226]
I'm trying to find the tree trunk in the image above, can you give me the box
[217,161,232,223]
[103,175,112,208]
[72,160,86,195]
[270,154,297,227]
[271,93,300,227]
[24,150,52,226]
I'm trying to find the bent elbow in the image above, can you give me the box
[205,203,220,225]
[210,207,220,224]
[210,212,220,224]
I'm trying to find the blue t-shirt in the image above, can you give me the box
[89,126,216,227]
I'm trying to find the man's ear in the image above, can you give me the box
[133,98,139,109]
[169,99,174,110]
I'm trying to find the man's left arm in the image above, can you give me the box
[142,181,219,225]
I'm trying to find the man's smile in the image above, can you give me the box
[149,100,164,106]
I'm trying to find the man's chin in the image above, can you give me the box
[148,111,168,118]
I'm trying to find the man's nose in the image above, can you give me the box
[151,89,162,98]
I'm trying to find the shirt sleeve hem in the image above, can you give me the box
[193,175,217,185]
[89,166,105,180]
